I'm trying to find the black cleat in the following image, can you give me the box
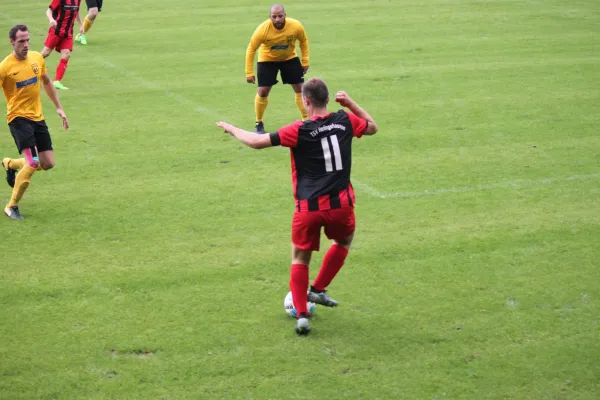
[254,121,265,134]
[308,288,339,307]
[4,206,24,220]
[295,317,311,336]
[2,158,16,188]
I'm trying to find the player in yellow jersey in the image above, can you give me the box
[245,4,309,133]
[1,25,69,220]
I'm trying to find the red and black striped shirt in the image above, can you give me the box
[49,0,81,39]
[270,110,368,212]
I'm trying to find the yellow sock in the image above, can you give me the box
[255,95,268,123]
[3,157,25,170]
[7,165,35,208]
[295,93,308,120]
[83,16,94,33]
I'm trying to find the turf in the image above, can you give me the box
[1,1,599,398]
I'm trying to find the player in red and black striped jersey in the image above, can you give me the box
[217,78,378,336]
[40,0,84,90]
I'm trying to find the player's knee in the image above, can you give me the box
[292,245,312,265]
[61,51,71,60]
[89,8,99,18]
[335,232,354,248]
[40,47,51,58]
[40,160,54,170]
[257,87,271,97]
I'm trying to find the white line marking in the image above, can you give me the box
[100,60,223,119]
[353,173,600,199]
[0,12,228,122]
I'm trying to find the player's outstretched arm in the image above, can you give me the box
[335,91,378,135]
[217,122,273,149]
[41,73,69,130]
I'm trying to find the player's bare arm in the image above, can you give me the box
[76,9,85,34]
[41,73,69,130]
[335,91,379,135]
[217,122,272,149]
[46,7,57,28]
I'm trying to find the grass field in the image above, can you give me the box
[1,0,599,399]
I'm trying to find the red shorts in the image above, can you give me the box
[292,207,356,251]
[44,32,73,52]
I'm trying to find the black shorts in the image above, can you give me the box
[8,117,53,154]
[86,0,103,11]
[257,57,304,87]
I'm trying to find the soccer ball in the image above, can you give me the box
[284,291,316,317]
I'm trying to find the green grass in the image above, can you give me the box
[1,0,599,398]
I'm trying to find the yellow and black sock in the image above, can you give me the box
[7,165,35,208]
[3,157,25,170]
[4,158,25,171]
[83,16,94,33]
[295,93,308,120]
[255,94,268,123]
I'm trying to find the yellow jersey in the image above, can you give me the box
[245,18,309,77]
[0,51,46,123]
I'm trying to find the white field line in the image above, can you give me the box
[0,12,228,122]
[353,173,600,199]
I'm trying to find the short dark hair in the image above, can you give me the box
[302,78,329,108]
[9,24,28,41]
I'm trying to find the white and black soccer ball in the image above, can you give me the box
[284,291,316,317]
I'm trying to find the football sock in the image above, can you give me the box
[312,244,349,291]
[290,263,309,316]
[55,58,68,82]
[6,158,25,170]
[7,165,35,208]
[255,95,268,123]
[83,16,94,33]
[295,93,308,120]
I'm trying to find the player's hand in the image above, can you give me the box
[246,76,256,84]
[335,91,355,108]
[49,19,57,28]
[216,121,235,135]
[302,65,309,75]
[57,109,69,130]
[78,26,85,34]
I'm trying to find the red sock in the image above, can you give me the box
[312,244,349,291]
[55,58,68,81]
[290,263,309,316]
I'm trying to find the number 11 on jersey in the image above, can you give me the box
[321,135,343,172]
